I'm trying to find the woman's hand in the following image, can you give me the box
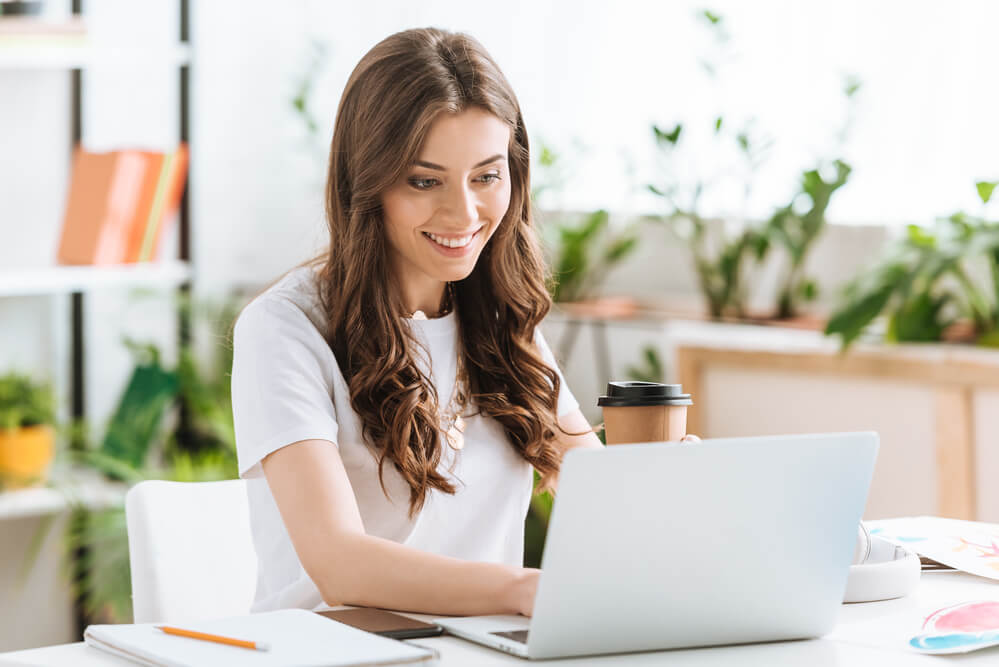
[507,567,541,616]
[681,433,701,443]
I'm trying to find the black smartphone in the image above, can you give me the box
[315,608,444,639]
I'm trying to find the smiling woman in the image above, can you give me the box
[229,27,602,619]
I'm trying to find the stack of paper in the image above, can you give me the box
[867,517,999,580]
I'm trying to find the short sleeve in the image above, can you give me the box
[535,328,580,417]
[231,297,340,479]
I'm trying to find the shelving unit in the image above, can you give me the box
[0,0,192,645]
[0,260,192,297]
[0,2,193,405]
[0,467,127,521]
[0,2,192,445]
[0,43,190,69]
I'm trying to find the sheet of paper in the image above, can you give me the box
[866,517,999,581]
[909,601,999,654]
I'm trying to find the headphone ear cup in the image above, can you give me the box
[844,536,921,603]
[852,522,873,565]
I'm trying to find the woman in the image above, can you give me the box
[231,27,603,618]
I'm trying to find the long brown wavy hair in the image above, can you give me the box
[316,27,564,516]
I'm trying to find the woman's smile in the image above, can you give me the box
[423,226,484,256]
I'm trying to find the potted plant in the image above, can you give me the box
[648,9,860,325]
[825,181,999,349]
[0,372,58,490]
[649,112,857,324]
[762,159,852,321]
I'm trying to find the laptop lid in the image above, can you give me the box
[526,431,878,659]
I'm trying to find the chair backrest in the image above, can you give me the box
[125,479,257,624]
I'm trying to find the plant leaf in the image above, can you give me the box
[653,123,682,147]
[887,292,952,343]
[976,181,998,205]
[702,9,722,24]
[844,75,862,98]
[825,264,908,347]
[603,234,639,264]
[100,361,179,472]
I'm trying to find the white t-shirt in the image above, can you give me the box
[231,266,579,612]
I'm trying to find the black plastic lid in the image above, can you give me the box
[597,381,692,407]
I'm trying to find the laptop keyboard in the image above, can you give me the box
[491,629,529,644]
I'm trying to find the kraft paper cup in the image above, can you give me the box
[597,381,693,445]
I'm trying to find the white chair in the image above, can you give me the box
[125,479,258,624]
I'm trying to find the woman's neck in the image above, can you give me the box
[401,279,450,318]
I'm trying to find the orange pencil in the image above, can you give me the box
[155,625,270,651]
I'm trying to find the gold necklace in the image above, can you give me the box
[406,283,466,450]
[410,283,454,320]
[441,354,468,451]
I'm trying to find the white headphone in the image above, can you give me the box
[843,522,921,603]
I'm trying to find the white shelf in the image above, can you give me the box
[0,42,190,69]
[0,469,127,520]
[0,260,192,297]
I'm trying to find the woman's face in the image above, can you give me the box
[381,107,513,298]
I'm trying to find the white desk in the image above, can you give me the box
[2,572,997,666]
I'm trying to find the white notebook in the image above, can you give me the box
[83,608,436,667]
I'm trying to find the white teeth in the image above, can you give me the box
[426,231,475,248]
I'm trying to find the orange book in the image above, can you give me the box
[57,148,146,265]
[123,151,165,263]
[134,143,189,262]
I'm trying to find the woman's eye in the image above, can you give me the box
[477,172,501,184]
[408,177,439,190]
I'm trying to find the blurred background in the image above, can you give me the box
[2,0,998,651]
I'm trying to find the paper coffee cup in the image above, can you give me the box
[597,381,693,445]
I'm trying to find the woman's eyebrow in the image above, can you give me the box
[413,154,506,171]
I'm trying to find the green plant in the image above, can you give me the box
[649,10,859,320]
[826,181,999,349]
[647,10,773,319]
[524,472,553,569]
[649,118,771,319]
[20,293,243,625]
[548,209,641,303]
[532,142,641,304]
[765,160,852,318]
[625,345,666,384]
[98,342,179,472]
[762,75,860,320]
[0,372,56,430]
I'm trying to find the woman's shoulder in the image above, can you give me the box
[237,264,329,337]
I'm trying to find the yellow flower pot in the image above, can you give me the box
[0,424,55,490]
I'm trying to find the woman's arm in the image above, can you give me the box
[547,408,603,493]
[552,408,604,455]
[262,439,538,615]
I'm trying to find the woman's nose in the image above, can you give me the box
[443,183,478,225]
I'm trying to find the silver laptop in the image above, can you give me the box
[434,431,878,660]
